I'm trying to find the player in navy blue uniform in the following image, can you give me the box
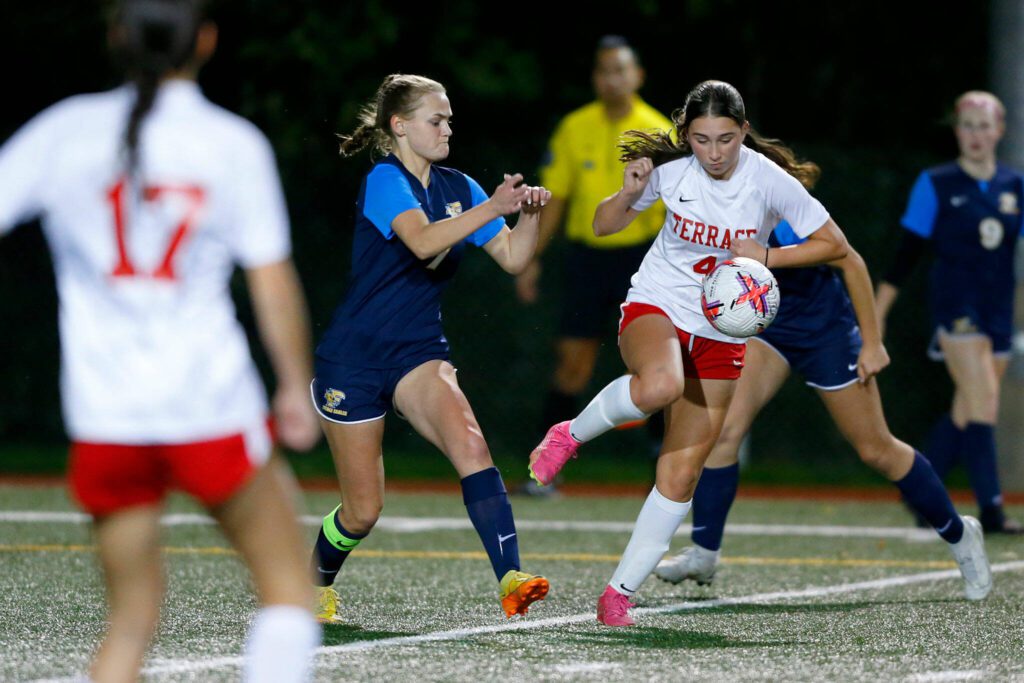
[876,91,1024,534]
[653,221,992,600]
[308,74,553,622]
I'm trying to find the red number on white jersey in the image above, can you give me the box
[107,177,206,280]
[693,255,717,275]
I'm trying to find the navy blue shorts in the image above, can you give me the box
[755,325,862,391]
[927,313,1013,360]
[561,242,649,338]
[311,355,447,424]
[927,268,1014,359]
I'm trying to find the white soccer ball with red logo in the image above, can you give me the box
[700,256,780,338]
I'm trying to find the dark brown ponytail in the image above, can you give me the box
[113,0,201,179]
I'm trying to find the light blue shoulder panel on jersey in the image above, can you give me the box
[464,174,505,246]
[363,163,422,240]
[772,220,805,247]
[900,171,938,238]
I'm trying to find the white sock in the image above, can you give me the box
[243,605,321,683]
[610,487,692,595]
[569,375,647,443]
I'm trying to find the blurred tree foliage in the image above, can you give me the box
[0,1,990,474]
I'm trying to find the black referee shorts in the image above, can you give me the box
[559,242,650,339]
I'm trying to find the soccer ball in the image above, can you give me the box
[700,256,780,338]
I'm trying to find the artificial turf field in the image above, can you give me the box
[1,482,1022,682]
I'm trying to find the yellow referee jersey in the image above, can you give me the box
[540,96,672,249]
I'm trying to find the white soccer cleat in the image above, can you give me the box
[949,515,993,601]
[654,545,719,586]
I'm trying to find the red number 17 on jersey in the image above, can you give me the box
[107,177,206,280]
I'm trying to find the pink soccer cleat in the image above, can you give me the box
[596,585,635,626]
[527,421,580,486]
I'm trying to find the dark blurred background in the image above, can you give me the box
[2,0,1021,488]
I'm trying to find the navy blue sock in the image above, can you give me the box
[310,504,368,587]
[923,414,962,480]
[895,451,964,543]
[462,467,520,581]
[691,464,740,552]
[962,422,1004,515]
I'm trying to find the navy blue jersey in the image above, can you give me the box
[760,221,858,348]
[901,162,1024,340]
[316,155,504,369]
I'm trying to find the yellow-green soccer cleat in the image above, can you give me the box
[499,570,550,618]
[315,586,343,624]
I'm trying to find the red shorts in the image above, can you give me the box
[68,423,271,517]
[618,302,746,380]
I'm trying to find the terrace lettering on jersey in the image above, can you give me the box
[669,212,757,250]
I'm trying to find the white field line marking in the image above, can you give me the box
[28,561,1024,682]
[553,663,622,674]
[0,511,91,524]
[0,511,213,526]
[0,511,939,542]
[905,671,988,682]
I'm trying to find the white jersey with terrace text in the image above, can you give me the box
[628,145,830,343]
[0,81,290,444]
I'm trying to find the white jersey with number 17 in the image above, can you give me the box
[627,145,830,343]
[0,81,290,444]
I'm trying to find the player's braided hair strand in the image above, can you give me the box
[115,0,202,183]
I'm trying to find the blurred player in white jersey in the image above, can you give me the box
[528,80,990,626]
[0,1,321,680]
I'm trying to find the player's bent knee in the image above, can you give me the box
[714,423,745,455]
[657,464,701,501]
[634,372,684,413]
[447,433,493,474]
[966,400,999,425]
[960,386,999,420]
[855,446,891,473]
[852,437,909,477]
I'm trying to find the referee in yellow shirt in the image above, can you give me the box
[515,36,671,495]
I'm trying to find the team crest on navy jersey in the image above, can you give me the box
[444,201,463,218]
[322,388,348,417]
[999,192,1019,215]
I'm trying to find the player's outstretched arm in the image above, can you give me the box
[593,157,653,236]
[245,258,320,452]
[484,185,551,274]
[392,174,529,260]
[735,218,848,268]
[831,246,890,382]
